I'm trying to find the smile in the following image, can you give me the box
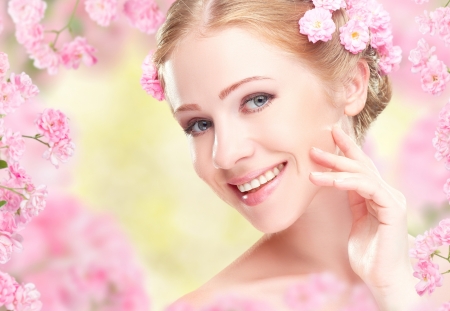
[228,162,287,207]
[237,163,284,193]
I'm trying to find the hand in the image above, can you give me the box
[309,126,419,310]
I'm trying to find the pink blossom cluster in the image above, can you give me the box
[84,0,165,33]
[299,0,401,75]
[415,7,450,46]
[3,195,150,311]
[432,100,450,170]
[409,218,450,296]
[7,0,98,75]
[409,39,450,96]
[0,272,42,311]
[140,51,165,101]
[285,272,346,311]
[164,273,379,311]
[36,108,75,169]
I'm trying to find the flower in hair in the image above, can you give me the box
[299,0,402,75]
[140,51,164,101]
[339,19,370,54]
[299,8,336,43]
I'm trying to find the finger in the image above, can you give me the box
[310,172,398,213]
[332,125,371,165]
[310,147,370,174]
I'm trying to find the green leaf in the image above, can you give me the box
[0,160,7,169]
[0,201,7,208]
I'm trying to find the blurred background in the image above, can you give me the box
[1,0,450,310]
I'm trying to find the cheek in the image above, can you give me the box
[189,135,214,182]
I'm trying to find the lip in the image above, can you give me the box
[227,162,285,186]
[228,162,287,207]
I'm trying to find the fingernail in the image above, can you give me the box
[310,172,323,176]
[312,147,323,153]
[334,179,345,183]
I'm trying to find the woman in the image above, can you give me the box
[144,0,449,309]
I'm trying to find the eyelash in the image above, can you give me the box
[183,92,275,136]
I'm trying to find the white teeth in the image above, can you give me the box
[250,179,260,188]
[259,175,268,184]
[244,183,252,191]
[237,163,285,193]
[265,170,275,180]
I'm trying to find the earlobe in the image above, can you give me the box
[343,60,370,117]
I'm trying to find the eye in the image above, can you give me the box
[241,93,274,112]
[184,119,213,136]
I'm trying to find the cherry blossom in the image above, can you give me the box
[312,0,346,11]
[419,56,450,96]
[43,136,75,169]
[0,271,17,308]
[0,52,10,81]
[10,283,42,311]
[7,0,47,26]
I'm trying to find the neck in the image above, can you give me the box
[263,186,361,284]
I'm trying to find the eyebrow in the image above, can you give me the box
[173,76,271,115]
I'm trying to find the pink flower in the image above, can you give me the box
[9,162,33,188]
[0,185,23,214]
[433,101,450,167]
[0,232,23,264]
[0,271,17,307]
[141,52,164,101]
[415,11,435,35]
[409,39,436,74]
[85,0,118,27]
[340,284,378,311]
[378,44,402,75]
[0,81,25,115]
[11,283,42,311]
[7,0,47,25]
[123,0,166,34]
[15,24,44,50]
[35,108,70,143]
[370,27,392,49]
[339,19,370,54]
[299,7,336,43]
[43,136,75,168]
[438,302,450,311]
[414,0,429,3]
[312,0,345,11]
[433,218,450,245]
[285,272,345,311]
[28,43,60,75]
[0,52,10,81]
[202,295,273,311]
[444,179,450,202]
[420,56,450,96]
[432,7,450,46]
[60,37,97,69]
[1,129,26,163]
[18,185,47,225]
[10,72,39,100]
[409,230,442,260]
[0,212,18,234]
[413,260,443,296]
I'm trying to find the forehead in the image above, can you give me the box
[162,27,312,109]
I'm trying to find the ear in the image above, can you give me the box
[343,59,370,117]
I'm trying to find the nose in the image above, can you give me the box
[212,120,254,170]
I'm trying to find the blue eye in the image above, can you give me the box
[242,93,274,112]
[184,119,212,135]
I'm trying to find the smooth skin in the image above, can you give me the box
[163,27,449,310]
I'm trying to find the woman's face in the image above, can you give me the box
[163,28,347,233]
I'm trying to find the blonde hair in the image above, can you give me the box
[153,0,392,144]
